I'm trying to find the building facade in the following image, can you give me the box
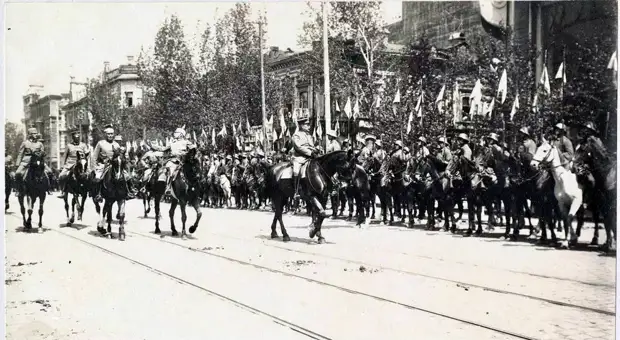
[22,87,71,168]
[62,56,143,147]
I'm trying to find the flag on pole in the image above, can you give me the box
[393,88,401,104]
[316,120,323,139]
[335,100,341,112]
[201,128,207,138]
[555,62,566,83]
[278,109,287,135]
[509,93,520,121]
[344,97,352,118]
[238,120,243,135]
[607,51,617,72]
[353,98,360,119]
[406,109,414,134]
[435,84,445,113]
[232,124,236,136]
[470,79,482,103]
[246,117,251,132]
[211,128,216,146]
[497,69,508,104]
[292,109,299,129]
[87,111,93,131]
[532,94,539,113]
[192,130,197,141]
[218,123,227,137]
[272,128,278,141]
[485,98,495,118]
[540,66,551,95]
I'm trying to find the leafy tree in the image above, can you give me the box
[5,121,24,160]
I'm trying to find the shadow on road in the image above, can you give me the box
[14,226,51,234]
[150,230,197,240]
[255,234,336,245]
[59,223,89,230]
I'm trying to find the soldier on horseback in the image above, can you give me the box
[359,135,376,166]
[91,125,128,202]
[435,137,453,174]
[57,127,90,198]
[414,137,430,158]
[518,127,537,157]
[326,131,341,153]
[373,140,386,162]
[454,133,472,161]
[156,127,194,196]
[291,111,321,200]
[15,127,53,191]
[552,123,574,170]
[138,140,162,194]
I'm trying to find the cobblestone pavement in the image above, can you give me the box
[4,195,616,340]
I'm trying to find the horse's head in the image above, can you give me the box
[73,152,89,181]
[317,150,350,176]
[29,150,45,170]
[109,148,127,180]
[531,141,556,170]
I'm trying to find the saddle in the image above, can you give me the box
[276,160,310,182]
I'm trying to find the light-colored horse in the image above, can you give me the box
[531,141,583,249]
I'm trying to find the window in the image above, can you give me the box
[125,92,134,107]
[299,91,309,109]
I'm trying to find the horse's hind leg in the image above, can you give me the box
[78,194,86,221]
[37,196,45,231]
[70,194,77,224]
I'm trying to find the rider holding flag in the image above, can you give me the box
[57,127,90,198]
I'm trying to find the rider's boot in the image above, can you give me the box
[292,174,300,200]
[94,180,103,203]
[126,181,136,200]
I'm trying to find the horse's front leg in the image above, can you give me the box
[78,193,87,221]
[37,196,45,231]
[118,200,126,241]
[18,194,28,228]
[188,199,202,234]
[63,192,71,225]
[26,196,34,228]
[104,201,114,237]
[169,200,178,236]
[70,194,77,224]
[566,194,582,248]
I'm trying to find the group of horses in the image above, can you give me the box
[5,139,616,252]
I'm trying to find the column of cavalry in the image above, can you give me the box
[6,116,616,252]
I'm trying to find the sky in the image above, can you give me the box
[4,1,402,124]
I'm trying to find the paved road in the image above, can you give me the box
[4,195,616,340]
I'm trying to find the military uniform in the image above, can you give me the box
[326,138,341,153]
[59,142,90,180]
[373,147,386,163]
[292,128,316,178]
[553,135,574,169]
[15,139,51,182]
[91,139,121,179]
[436,144,453,173]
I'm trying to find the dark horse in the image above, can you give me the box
[143,161,166,231]
[160,147,203,238]
[94,148,129,240]
[266,150,351,243]
[17,151,49,232]
[62,153,90,227]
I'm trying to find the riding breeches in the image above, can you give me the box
[292,158,308,177]
[15,163,51,181]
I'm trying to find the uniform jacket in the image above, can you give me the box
[373,149,387,163]
[553,135,574,165]
[63,142,90,167]
[359,146,374,163]
[16,139,45,165]
[292,130,315,164]
[522,138,536,156]
[436,146,453,165]
[326,140,341,153]
[459,144,472,161]
[91,140,120,168]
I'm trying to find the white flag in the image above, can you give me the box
[211,128,216,146]
[335,100,341,112]
[607,51,617,72]
[232,124,236,136]
[497,69,508,104]
[393,88,401,104]
[414,93,422,117]
[353,98,360,119]
[406,110,414,134]
[485,98,495,118]
[532,94,539,113]
[509,93,520,121]
[470,79,482,103]
[555,62,567,83]
[344,97,352,118]
[435,84,445,113]
[540,67,551,95]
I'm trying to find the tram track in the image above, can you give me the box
[126,229,542,340]
[196,228,616,317]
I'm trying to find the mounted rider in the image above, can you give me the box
[486,132,511,188]
[138,140,163,193]
[573,121,606,186]
[326,130,341,153]
[454,133,472,161]
[415,136,430,159]
[57,127,90,198]
[155,127,194,196]
[358,134,376,166]
[373,140,387,163]
[91,124,120,202]
[435,136,453,174]
[518,127,537,158]
[552,122,574,170]
[15,127,53,189]
[291,110,320,199]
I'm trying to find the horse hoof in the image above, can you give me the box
[464,230,473,237]
[119,234,126,241]
[317,237,325,244]
[181,234,187,240]
[189,225,197,234]
[270,233,279,239]
[560,241,569,249]
[590,237,599,246]
[309,229,317,239]
[283,235,291,242]
[154,228,161,234]
[171,230,179,237]
[69,217,75,224]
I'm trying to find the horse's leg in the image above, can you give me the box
[18,193,28,228]
[590,204,600,246]
[466,193,476,236]
[78,192,86,221]
[169,200,178,236]
[426,196,435,230]
[118,200,126,241]
[566,193,582,248]
[26,195,34,227]
[178,202,188,239]
[104,200,114,237]
[37,195,45,230]
[70,193,77,224]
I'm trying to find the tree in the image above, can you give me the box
[5,122,24,160]
[138,15,199,132]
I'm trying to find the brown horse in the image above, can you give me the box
[62,152,89,227]
[266,150,351,243]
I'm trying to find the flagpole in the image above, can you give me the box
[322,0,331,153]
[259,14,268,153]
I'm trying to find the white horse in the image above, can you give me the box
[531,141,583,249]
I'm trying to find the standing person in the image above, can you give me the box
[57,127,90,198]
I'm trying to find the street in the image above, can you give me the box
[4,195,616,340]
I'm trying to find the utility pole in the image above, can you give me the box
[259,14,269,152]
[322,0,331,152]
